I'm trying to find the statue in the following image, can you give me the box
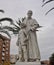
[17,22,29,62]
[16,10,41,62]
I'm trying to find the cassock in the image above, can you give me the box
[23,18,41,60]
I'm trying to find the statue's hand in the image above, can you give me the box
[30,27,36,31]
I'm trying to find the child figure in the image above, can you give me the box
[17,22,29,62]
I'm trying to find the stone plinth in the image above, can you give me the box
[16,62,41,65]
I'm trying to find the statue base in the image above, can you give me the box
[16,62,41,65]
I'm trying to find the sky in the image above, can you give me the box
[0,0,54,60]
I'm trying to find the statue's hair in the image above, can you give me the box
[27,10,33,14]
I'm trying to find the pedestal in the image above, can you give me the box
[16,62,41,65]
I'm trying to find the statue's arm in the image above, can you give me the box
[30,19,39,31]
[33,19,39,28]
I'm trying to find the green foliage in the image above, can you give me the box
[49,53,54,65]
[49,53,54,61]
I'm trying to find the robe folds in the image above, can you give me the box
[23,18,41,60]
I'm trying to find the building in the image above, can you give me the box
[0,34,10,64]
[41,60,50,65]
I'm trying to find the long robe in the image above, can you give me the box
[23,18,41,60]
[16,29,29,61]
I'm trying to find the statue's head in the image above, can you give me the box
[27,10,33,18]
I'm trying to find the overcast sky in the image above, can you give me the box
[0,0,54,60]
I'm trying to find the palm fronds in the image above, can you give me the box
[1,26,15,31]
[22,17,26,22]
[42,0,54,7]
[0,10,20,38]
[0,17,13,24]
[42,0,54,15]
[0,17,26,39]
[0,9,4,13]
[45,7,54,15]
[43,0,45,2]
[0,30,11,39]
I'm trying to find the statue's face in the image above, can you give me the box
[27,11,33,18]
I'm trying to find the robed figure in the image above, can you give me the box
[23,10,41,61]
[16,10,41,62]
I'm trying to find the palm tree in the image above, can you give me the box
[49,53,54,65]
[0,17,26,35]
[0,16,24,39]
[42,0,54,15]
[0,10,15,39]
[0,10,26,39]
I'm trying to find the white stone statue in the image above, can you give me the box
[16,10,41,62]
[17,22,29,62]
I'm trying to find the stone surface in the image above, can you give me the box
[15,62,41,65]
[16,10,41,62]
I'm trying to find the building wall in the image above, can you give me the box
[0,38,3,63]
[0,34,10,64]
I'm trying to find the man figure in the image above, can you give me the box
[17,23,29,62]
[23,10,41,62]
